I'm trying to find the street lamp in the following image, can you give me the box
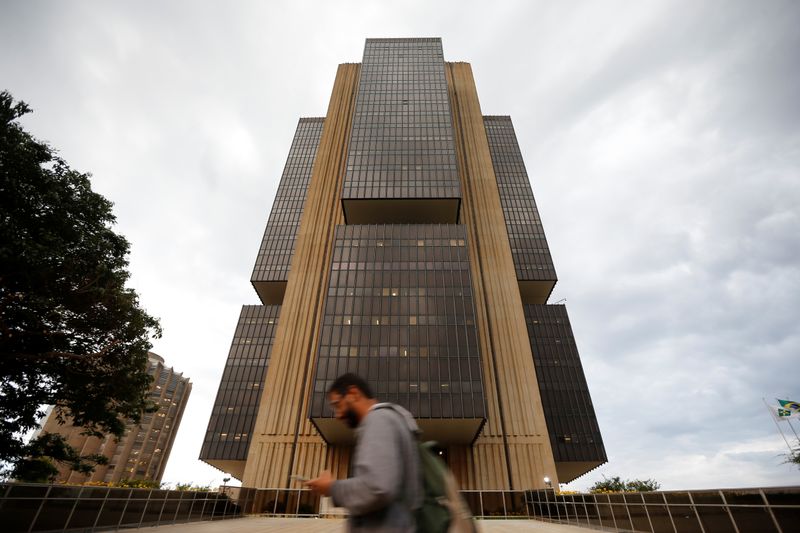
[222,476,230,494]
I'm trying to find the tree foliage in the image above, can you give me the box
[786,439,800,469]
[0,91,161,477]
[11,433,109,483]
[589,475,661,493]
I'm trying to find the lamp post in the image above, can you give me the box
[222,476,230,495]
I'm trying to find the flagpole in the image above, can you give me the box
[787,418,800,441]
[763,398,793,453]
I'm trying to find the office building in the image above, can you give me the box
[201,38,605,489]
[40,352,191,484]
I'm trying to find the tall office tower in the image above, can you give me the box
[38,353,191,484]
[201,38,605,489]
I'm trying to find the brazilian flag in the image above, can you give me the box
[777,399,800,412]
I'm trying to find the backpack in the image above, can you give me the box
[416,441,477,533]
[377,404,477,533]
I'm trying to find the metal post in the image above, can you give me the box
[137,489,152,529]
[172,490,183,523]
[27,484,53,533]
[663,492,677,533]
[582,493,591,526]
[641,494,655,533]
[592,493,603,529]
[718,491,740,533]
[116,488,134,530]
[157,489,169,526]
[622,492,635,532]
[608,494,618,531]
[686,492,707,533]
[62,485,82,531]
[222,489,230,519]
[91,486,111,530]
[759,489,783,533]
[543,489,549,521]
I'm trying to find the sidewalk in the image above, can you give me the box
[139,516,596,532]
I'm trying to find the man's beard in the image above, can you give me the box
[343,408,359,429]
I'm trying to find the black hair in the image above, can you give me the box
[328,373,375,399]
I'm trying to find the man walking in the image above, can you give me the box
[306,373,422,532]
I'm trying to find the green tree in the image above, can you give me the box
[0,91,161,479]
[11,433,109,483]
[786,439,800,469]
[589,475,661,493]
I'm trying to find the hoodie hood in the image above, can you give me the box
[371,402,421,436]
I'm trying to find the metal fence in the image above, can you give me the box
[525,487,800,533]
[0,483,243,533]
[4,483,798,532]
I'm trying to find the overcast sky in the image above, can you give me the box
[3,0,798,491]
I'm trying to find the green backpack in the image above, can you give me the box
[378,403,476,533]
[416,441,452,532]
[415,441,477,533]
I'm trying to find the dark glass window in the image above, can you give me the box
[342,39,461,202]
[251,118,324,290]
[200,305,281,462]
[309,225,485,422]
[484,116,557,283]
[524,304,606,463]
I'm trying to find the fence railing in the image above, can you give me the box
[525,486,800,533]
[3,483,798,532]
[0,483,242,533]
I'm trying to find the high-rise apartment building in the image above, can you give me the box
[201,38,605,490]
[40,352,191,484]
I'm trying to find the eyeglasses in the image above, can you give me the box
[328,396,344,412]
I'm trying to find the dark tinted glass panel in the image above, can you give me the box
[200,304,281,462]
[309,224,485,421]
[252,118,324,286]
[524,304,606,464]
[342,38,461,202]
[484,116,556,283]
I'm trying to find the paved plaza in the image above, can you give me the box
[139,516,594,532]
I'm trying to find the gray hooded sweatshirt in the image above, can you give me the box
[329,403,422,532]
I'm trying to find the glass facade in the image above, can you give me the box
[342,38,461,223]
[200,305,280,467]
[309,224,486,443]
[251,118,324,303]
[484,116,557,302]
[523,304,605,467]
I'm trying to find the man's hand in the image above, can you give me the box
[305,470,334,496]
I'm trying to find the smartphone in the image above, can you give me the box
[290,474,309,483]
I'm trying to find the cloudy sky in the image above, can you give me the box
[3,0,798,491]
